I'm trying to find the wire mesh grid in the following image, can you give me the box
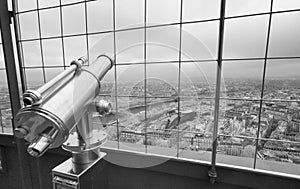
[2,0,299,175]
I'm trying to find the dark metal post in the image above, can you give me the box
[0,0,33,188]
[11,0,26,92]
[112,0,120,149]
[208,0,226,184]
[0,110,3,133]
[176,0,184,158]
[253,0,274,169]
[143,0,148,153]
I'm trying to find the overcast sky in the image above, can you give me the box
[1,0,300,86]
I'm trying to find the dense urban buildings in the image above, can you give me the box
[99,78,300,165]
[4,77,299,168]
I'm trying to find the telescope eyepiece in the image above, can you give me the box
[27,135,52,157]
[27,127,58,157]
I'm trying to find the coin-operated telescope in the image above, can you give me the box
[13,54,113,188]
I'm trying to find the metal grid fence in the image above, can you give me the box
[0,0,299,176]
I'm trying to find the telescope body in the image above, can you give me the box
[14,55,113,157]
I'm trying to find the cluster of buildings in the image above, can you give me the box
[109,79,300,165]
[216,79,300,163]
[1,78,300,164]
[0,87,12,130]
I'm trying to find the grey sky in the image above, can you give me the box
[1,0,300,85]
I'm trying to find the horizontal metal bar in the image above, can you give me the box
[22,65,66,69]
[272,8,300,15]
[19,55,300,69]
[96,94,300,103]
[18,32,90,43]
[15,0,98,14]
[225,12,271,20]
[266,56,300,60]
[21,60,216,69]
[225,8,300,20]
[223,56,300,61]
[116,59,217,65]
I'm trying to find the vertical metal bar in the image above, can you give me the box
[0,0,33,188]
[112,0,120,149]
[59,0,67,70]
[26,0,44,177]
[253,0,274,169]
[84,0,89,65]
[14,2,28,90]
[0,110,3,133]
[144,0,148,153]
[36,0,46,83]
[11,0,26,93]
[209,0,226,183]
[176,0,183,158]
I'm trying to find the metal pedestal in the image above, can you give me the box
[52,152,107,189]
[52,106,110,189]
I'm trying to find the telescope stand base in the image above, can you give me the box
[52,152,107,189]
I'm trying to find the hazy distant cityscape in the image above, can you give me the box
[99,78,300,165]
[0,85,12,133]
[1,78,300,165]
